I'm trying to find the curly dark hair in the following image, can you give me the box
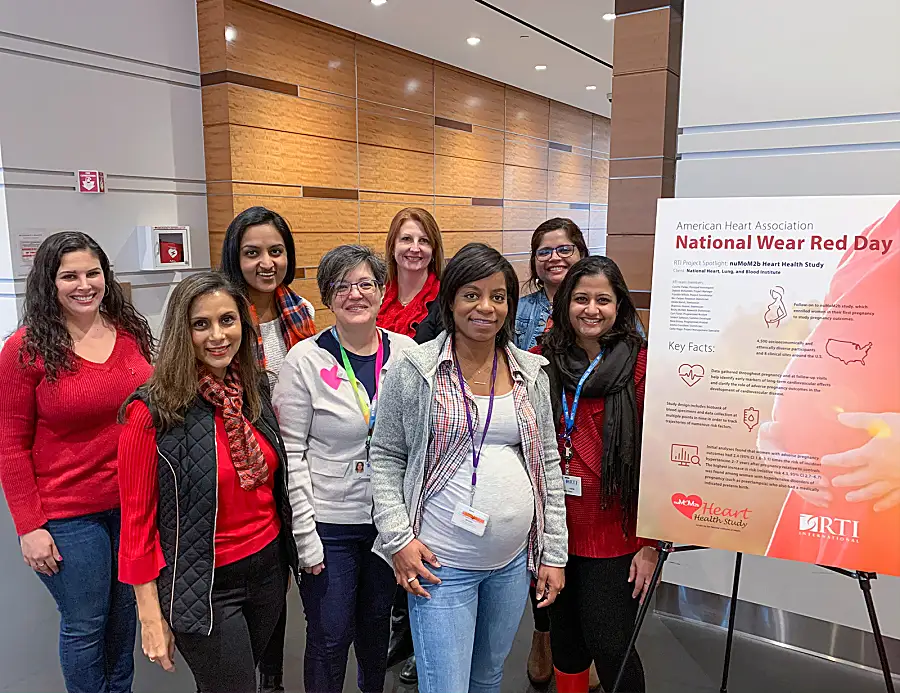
[20,231,154,380]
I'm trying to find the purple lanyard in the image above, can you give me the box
[453,342,499,491]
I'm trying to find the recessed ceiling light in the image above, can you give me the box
[467,36,481,46]
[603,13,616,21]
[371,0,387,6]
[224,26,237,42]
[520,34,530,39]
[535,65,547,71]
[585,85,597,90]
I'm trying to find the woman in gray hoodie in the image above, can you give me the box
[369,243,568,693]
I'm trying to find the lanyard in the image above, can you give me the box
[560,350,604,471]
[454,341,498,495]
[332,328,384,443]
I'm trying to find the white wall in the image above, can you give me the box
[671,0,900,638]
[0,2,206,690]
[0,0,208,338]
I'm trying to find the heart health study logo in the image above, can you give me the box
[671,493,702,519]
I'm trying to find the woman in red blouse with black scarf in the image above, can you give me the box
[534,256,656,693]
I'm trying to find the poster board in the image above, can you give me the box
[636,196,900,576]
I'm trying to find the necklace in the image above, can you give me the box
[459,354,495,385]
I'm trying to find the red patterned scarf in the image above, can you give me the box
[250,285,316,369]
[377,272,440,338]
[197,365,268,491]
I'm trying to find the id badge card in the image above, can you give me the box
[451,502,489,536]
[353,459,372,480]
[562,474,582,497]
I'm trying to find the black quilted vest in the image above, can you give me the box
[132,387,299,635]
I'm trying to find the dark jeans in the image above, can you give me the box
[36,509,136,693]
[258,579,288,678]
[549,553,645,693]
[175,539,287,693]
[299,522,395,693]
[529,582,551,633]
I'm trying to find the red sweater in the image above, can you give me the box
[117,400,281,585]
[535,346,654,558]
[0,328,152,536]
[377,272,440,338]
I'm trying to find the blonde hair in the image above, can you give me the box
[384,207,445,283]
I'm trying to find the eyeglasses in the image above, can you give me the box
[536,244,576,260]
[331,279,381,297]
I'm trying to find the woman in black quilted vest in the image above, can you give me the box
[117,272,304,692]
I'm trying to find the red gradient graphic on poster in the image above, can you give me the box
[636,196,900,576]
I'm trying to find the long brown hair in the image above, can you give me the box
[133,272,262,431]
[385,207,445,283]
[20,231,154,380]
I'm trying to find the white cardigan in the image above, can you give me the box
[272,327,416,567]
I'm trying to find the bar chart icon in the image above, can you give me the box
[671,444,701,467]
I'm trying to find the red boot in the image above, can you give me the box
[554,667,590,693]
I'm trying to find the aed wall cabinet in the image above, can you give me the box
[137,225,192,270]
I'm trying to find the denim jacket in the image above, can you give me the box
[515,289,551,351]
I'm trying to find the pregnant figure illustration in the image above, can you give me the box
[764,286,787,328]
[762,202,900,575]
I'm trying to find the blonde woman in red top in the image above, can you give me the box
[377,207,444,343]
[0,231,154,693]
[534,256,656,693]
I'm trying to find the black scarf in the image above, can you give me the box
[547,339,642,534]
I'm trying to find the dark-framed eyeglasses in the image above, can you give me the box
[536,244,576,260]
[331,279,382,297]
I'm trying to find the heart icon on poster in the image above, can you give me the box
[671,493,702,519]
[678,364,705,387]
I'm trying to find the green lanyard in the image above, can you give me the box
[332,327,384,430]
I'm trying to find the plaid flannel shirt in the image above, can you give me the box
[413,337,548,574]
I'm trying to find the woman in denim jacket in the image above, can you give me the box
[515,219,589,354]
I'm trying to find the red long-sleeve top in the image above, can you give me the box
[0,328,152,536]
[117,400,280,585]
[535,345,654,558]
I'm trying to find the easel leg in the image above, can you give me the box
[611,542,672,693]
[720,552,743,693]
[857,572,895,693]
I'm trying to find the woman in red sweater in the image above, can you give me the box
[117,272,302,693]
[0,231,154,693]
[377,207,444,343]
[535,256,656,693]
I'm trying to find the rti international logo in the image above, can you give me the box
[799,514,860,543]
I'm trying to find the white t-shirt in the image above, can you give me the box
[418,391,536,570]
[259,319,288,389]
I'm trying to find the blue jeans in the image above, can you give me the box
[299,522,395,693]
[35,509,136,693]
[408,550,530,693]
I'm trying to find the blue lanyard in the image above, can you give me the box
[561,350,605,442]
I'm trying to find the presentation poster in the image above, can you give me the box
[636,196,900,576]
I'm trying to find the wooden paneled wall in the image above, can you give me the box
[197,0,610,326]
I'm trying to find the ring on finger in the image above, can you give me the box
[406,576,418,583]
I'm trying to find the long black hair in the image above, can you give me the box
[542,255,643,356]
[219,206,297,290]
[438,243,520,346]
[20,231,154,380]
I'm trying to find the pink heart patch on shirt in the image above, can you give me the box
[320,365,341,390]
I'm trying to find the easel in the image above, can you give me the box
[610,542,896,693]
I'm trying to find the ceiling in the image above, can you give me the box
[262,0,615,117]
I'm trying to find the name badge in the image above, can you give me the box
[451,502,489,536]
[353,459,372,480]
[563,475,583,497]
